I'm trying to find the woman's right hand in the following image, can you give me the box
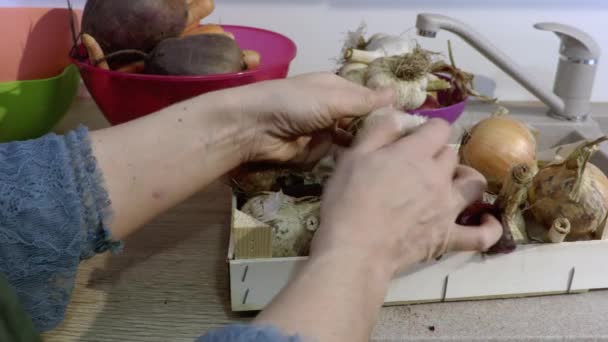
[312,110,503,279]
[254,110,503,342]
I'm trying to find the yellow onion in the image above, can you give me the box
[459,109,537,194]
[528,137,608,241]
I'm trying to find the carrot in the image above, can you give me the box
[181,23,224,37]
[186,0,216,32]
[221,32,235,40]
[82,33,109,70]
[243,50,261,70]
[182,25,235,40]
[116,61,146,73]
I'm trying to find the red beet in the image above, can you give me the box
[456,201,498,226]
[456,200,516,255]
[145,34,244,76]
[94,34,245,76]
[82,0,188,67]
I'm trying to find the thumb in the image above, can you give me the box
[353,107,427,154]
[337,87,395,120]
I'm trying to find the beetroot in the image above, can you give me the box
[82,0,188,66]
[145,34,244,76]
[457,201,498,227]
[456,200,516,255]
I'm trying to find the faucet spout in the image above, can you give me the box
[416,13,599,121]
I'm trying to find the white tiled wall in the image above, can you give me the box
[3,0,608,101]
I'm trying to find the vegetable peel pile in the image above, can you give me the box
[68,0,261,76]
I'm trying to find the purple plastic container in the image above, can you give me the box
[409,97,468,124]
[408,75,469,124]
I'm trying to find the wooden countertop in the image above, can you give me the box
[42,182,255,342]
[43,98,608,341]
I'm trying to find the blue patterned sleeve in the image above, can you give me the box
[0,126,121,332]
[197,324,303,342]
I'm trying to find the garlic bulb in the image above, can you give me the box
[528,137,608,241]
[364,48,450,111]
[241,192,321,257]
[365,33,413,57]
[338,62,368,86]
[366,61,428,110]
[343,32,413,64]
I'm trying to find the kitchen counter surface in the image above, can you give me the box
[43,98,608,341]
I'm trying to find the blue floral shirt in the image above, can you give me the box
[0,127,300,341]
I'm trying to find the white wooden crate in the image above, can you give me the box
[228,205,608,311]
[227,116,608,312]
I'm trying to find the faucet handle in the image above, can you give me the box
[534,22,601,61]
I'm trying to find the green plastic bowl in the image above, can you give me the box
[0,64,80,142]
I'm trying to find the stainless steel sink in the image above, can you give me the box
[451,102,608,167]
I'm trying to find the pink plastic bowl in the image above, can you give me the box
[70,25,297,125]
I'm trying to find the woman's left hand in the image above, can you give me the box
[90,72,392,239]
[223,72,394,165]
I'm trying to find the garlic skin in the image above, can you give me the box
[241,192,321,257]
[355,107,428,143]
[338,62,368,86]
[528,138,608,241]
[343,33,413,65]
[365,33,413,58]
[339,22,368,62]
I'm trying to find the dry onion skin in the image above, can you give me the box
[459,108,537,194]
[241,192,321,258]
[528,137,608,241]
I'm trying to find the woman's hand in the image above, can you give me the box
[254,110,502,342]
[314,111,503,276]
[90,72,391,239]
[223,72,394,164]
